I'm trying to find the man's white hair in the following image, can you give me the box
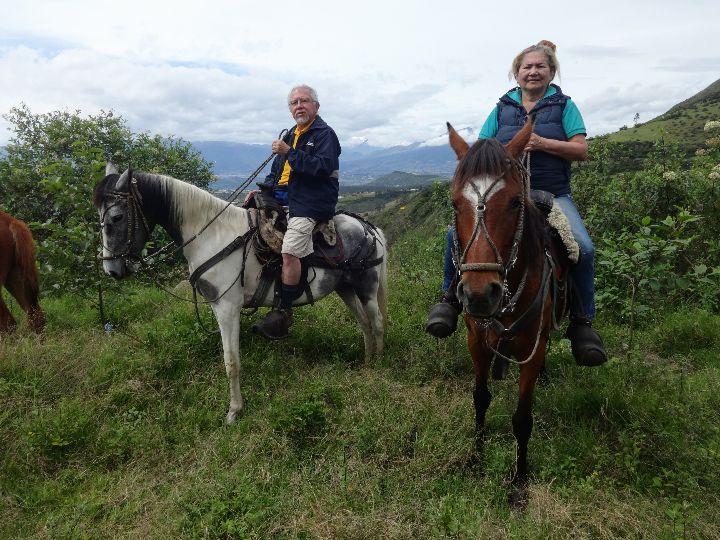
[288,84,319,105]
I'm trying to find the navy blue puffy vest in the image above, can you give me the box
[495,84,571,196]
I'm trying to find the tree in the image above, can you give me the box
[0,104,216,296]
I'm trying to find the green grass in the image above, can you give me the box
[1,211,719,538]
[606,91,720,153]
[337,189,416,215]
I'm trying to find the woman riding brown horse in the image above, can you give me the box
[427,40,606,367]
[0,210,45,333]
[446,119,570,508]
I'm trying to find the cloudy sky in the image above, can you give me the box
[1,0,719,148]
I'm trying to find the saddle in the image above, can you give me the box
[245,189,345,266]
[243,190,382,309]
[530,190,580,265]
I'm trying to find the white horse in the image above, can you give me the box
[94,164,387,424]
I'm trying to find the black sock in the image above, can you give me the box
[280,283,299,310]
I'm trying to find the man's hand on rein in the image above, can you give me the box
[272,140,291,156]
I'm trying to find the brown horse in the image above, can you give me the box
[447,120,569,509]
[0,210,45,334]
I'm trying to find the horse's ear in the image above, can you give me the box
[447,122,470,160]
[105,162,119,176]
[115,168,131,191]
[505,116,534,160]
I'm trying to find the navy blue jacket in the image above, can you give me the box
[262,115,341,220]
[495,84,572,196]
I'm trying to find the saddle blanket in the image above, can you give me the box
[252,207,343,263]
[547,203,580,264]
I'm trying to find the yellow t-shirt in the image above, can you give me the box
[278,120,315,186]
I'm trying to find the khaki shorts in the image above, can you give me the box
[281,217,317,258]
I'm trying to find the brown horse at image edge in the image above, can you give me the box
[447,119,571,509]
[0,210,45,334]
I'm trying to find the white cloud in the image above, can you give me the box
[1,0,719,146]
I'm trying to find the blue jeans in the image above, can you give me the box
[441,194,596,319]
[554,194,596,320]
[442,226,456,292]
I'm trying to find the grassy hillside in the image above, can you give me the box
[606,78,720,153]
[362,171,443,189]
[2,188,720,537]
[338,189,418,215]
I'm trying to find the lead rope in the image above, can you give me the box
[486,252,553,366]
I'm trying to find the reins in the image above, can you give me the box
[138,132,284,268]
[452,152,564,365]
[99,128,288,270]
[452,154,530,292]
[97,131,287,331]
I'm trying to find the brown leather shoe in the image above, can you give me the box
[252,309,293,340]
[566,318,608,366]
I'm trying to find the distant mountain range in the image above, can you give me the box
[197,78,720,191]
[192,127,476,189]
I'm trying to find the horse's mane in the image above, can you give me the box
[94,171,245,231]
[134,171,244,229]
[452,138,549,262]
[452,138,508,197]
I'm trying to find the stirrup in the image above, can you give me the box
[426,296,461,338]
[566,318,607,366]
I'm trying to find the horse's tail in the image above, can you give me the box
[9,218,45,332]
[376,228,389,330]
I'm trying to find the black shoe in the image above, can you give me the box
[425,293,461,338]
[252,309,293,341]
[566,317,607,366]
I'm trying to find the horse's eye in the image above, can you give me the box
[112,214,123,223]
[510,196,522,209]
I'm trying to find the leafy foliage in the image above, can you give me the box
[573,122,720,323]
[0,105,215,297]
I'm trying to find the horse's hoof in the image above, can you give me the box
[225,406,243,425]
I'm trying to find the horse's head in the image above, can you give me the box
[447,120,533,318]
[93,163,152,279]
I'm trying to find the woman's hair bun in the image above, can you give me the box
[537,40,557,52]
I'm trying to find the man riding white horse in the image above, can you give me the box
[251,84,342,340]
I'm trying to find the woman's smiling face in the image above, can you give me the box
[516,51,554,94]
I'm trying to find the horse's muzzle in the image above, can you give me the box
[103,259,129,279]
[458,279,503,318]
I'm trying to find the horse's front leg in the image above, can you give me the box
[509,338,546,510]
[212,299,244,424]
[467,321,492,449]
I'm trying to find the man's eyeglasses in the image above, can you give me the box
[288,97,315,107]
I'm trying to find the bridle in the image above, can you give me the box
[97,129,289,267]
[98,175,151,263]
[451,153,567,365]
[451,155,530,313]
